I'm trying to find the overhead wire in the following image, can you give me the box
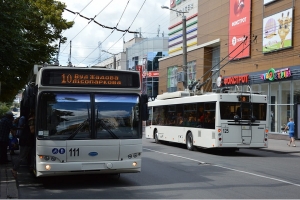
[60,0,114,55]
[87,0,147,66]
[56,0,94,63]
[78,0,134,66]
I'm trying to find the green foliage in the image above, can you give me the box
[0,102,11,117]
[0,0,74,102]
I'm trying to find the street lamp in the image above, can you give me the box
[161,5,188,90]
[102,50,117,69]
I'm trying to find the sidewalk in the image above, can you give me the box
[0,138,299,199]
[0,154,18,199]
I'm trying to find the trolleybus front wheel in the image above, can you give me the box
[186,132,195,151]
[154,130,161,144]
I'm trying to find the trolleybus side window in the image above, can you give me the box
[203,102,216,129]
[176,104,183,126]
[167,105,176,126]
[183,103,197,127]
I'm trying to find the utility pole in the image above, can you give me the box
[102,50,117,69]
[68,40,72,67]
[161,6,188,90]
[182,15,187,90]
[98,41,102,63]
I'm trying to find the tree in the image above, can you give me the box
[0,102,11,118]
[0,0,74,102]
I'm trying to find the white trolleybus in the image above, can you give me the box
[21,66,148,177]
[145,88,268,151]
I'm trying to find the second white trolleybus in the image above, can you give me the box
[145,89,268,151]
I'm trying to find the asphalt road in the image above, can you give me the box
[15,138,300,199]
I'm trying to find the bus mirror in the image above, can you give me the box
[141,94,149,121]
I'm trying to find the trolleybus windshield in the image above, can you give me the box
[37,92,140,140]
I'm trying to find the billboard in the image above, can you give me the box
[228,0,251,60]
[263,8,293,53]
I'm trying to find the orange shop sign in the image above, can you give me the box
[142,71,159,78]
[223,75,249,85]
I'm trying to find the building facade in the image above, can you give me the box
[159,0,300,137]
[95,52,126,70]
[126,37,169,97]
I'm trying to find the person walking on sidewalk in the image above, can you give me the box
[0,111,15,164]
[11,111,35,178]
[285,118,296,147]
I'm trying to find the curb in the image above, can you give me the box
[256,148,300,154]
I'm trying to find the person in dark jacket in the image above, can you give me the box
[11,111,35,178]
[0,111,15,164]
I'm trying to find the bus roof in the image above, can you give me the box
[148,92,267,107]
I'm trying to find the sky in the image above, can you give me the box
[57,0,170,67]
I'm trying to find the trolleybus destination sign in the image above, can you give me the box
[41,69,140,88]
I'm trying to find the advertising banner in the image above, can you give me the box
[136,65,143,86]
[228,0,251,60]
[263,8,293,53]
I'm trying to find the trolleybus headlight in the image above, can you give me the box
[133,153,137,158]
[39,155,43,159]
[51,157,56,161]
[45,165,51,170]
[45,156,50,161]
[132,162,137,167]
[128,154,132,159]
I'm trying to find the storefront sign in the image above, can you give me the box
[142,71,159,78]
[260,68,292,81]
[224,75,249,85]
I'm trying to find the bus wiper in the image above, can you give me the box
[67,119,89,140]
[68,104,91,140]
[97,118,119,139]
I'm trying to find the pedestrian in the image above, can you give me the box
[285,118,296,147]
[11,111,35,178]
[8,118,20,155]
[0,111,15,164]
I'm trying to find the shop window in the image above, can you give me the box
[293,80,300,103]
[281,81,291,104]
[167,66,178,92]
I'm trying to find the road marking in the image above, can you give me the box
[143,148,300,187]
